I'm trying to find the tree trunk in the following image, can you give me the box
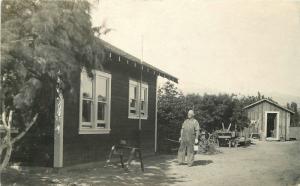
[0,111,12,172]
[1,144,12,170]
[11,114,38,145]
[0,111,38,172]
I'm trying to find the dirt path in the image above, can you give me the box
[167,141,300,186]
[2,141,300,186]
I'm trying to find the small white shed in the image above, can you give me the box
[244,99,294,141]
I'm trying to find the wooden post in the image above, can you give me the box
[227,123,232,132]
[138,35,144,149]
[54,86,64,168]
[154,76,158,153]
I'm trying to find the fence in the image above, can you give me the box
[289,127,300,140]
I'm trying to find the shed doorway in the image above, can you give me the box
[265,112,279,140]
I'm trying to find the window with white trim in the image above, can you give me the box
[128,79,148,119]
[79,70,111,134]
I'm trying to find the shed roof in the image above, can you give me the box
[243,99,295,114]
[99,39,178,83]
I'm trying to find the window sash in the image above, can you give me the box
[81,98,93,126]
[128,80,148,119]
[96,101,106,123]
[81,72,93,99]
[130,99,137,109]
[140,87,148,113]
[79,70,111,134]
[129,83,138,113]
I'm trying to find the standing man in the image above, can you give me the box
[178,110,200,166]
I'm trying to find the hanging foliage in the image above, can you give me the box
[1,0,105,170]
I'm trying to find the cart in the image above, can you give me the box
[217,123,238,147]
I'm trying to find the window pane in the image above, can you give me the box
[97,123,106,128]
[81,72,93,99]
[129,84,137,112]
[140,87,147,112]
[97,102,106,121]
[141,88,145,101]
[130,109,137,114]
[129,86,137,99]
[144,88,147,98]
[141,101,145,110]
[82,100,92,123]
[81,125,92,128]
[96,77,107,101]
[130,99,136,108]
[141,87,147,101]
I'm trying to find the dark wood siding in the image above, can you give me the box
[63,58,157,166]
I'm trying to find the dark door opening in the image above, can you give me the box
[266,113,277,138]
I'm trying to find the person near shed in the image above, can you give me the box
[178,110,200,166]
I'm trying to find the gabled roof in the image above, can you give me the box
[99,39,178,83]
[243,99,295,114]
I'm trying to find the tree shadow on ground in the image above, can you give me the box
[192,160,213,166]
[177,160,213,167]
[1,155,188,186]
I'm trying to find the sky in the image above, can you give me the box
[91,0,300,104]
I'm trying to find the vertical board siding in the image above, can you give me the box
[63,59,157,166]
[245,101,291,140]
[287,113,290,139]
[259,104,263,132]
[289,127,300,140]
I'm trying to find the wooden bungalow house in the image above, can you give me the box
[243,99,294,141]
[11,40,178,167]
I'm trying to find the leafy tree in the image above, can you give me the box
[257,91,262,100]
[1,0,104,170]
[157,81,186,152]
[287,103,290,109]
[186,93,249,132]
[289,102,299,127]
[230,97,250,131]
[157,82,252,153]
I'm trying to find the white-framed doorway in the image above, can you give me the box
[264,111,280,141]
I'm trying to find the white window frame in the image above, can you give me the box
[128,79,148,120]
[79,69,111,134]
[264,111,280,141]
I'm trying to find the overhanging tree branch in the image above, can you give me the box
[11,113,38,145]
[2,111,8,129]
[0,111,38,170]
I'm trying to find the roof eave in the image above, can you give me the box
[243,99,295,114]
[99,39,178,83]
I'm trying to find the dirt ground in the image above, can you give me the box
[2,140,300,186]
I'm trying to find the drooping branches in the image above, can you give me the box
[1,0,105,170]
[0,111,38,171]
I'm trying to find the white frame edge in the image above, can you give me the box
[79,69,112,135]
[264,111,280,141]
[54,93,64,167]
[128,79,149,120]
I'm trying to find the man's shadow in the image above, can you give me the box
[192,160,213,166]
